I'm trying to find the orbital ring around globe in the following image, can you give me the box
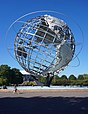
[6,10,84,76]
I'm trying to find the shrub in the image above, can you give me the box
[22,81,37,86]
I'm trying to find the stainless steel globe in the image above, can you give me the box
[14,14,75,76]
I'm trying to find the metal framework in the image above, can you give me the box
[14,15,75,76]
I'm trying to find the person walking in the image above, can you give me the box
[13,84,19,94]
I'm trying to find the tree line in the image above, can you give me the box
[0,64,88,86]
[0,64,23,85]
[39,74,88,86]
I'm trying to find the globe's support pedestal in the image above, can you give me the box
[45,73,54,87]
[31,73,54,87]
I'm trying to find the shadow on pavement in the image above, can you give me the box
[0,96,88,114]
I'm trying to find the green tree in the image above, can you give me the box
[11,68,23,84]
[38,75,46,83]
[69,74,76,80]
[0,65,23,85]
[0,78,8,86]
[78,75,84,80]
[60,75,67,80]
[0,64,11,79]
[51,75,59,85]
[54,75,60,80]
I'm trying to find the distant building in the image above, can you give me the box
[20,70,44,86]
[20,70,34,82]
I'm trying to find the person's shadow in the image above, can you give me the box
[0,96,88,114]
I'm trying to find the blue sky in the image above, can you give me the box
[0,0,88,77]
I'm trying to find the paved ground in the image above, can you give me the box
[0,90,88,98]
[0,90,88,114]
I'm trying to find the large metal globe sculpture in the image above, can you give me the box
[14,14,75,76]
